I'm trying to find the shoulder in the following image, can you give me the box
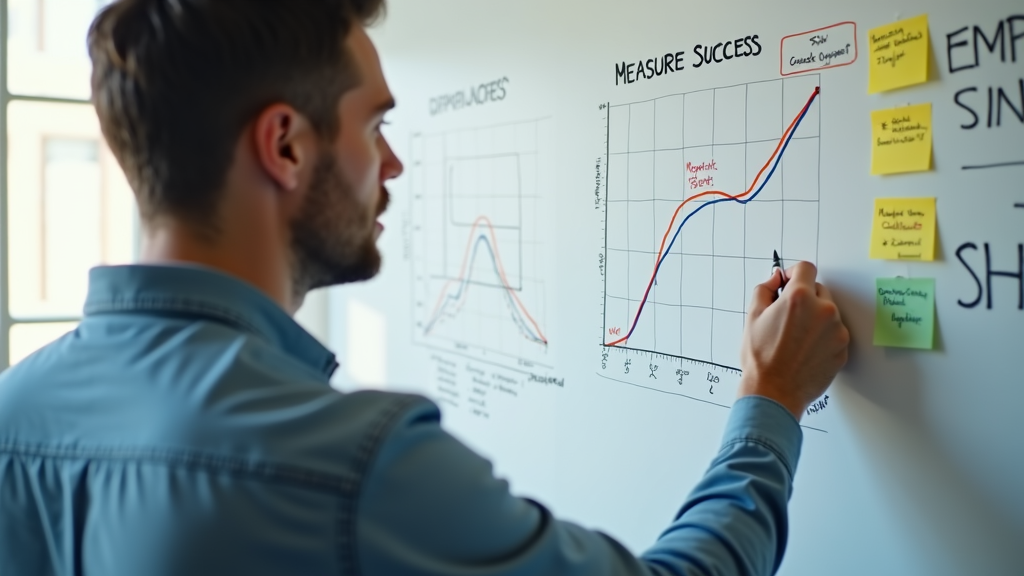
[0,315,443,489]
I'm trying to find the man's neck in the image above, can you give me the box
[140,218,299,314]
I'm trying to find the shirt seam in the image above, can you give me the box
[84,295,338,377]
[86,296,266,339]
[0,441,352,494]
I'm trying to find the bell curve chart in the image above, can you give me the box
[597,75,826,424]
[409,118,554,371]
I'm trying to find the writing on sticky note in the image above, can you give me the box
[870,197,936,261]
[874,277,935,349]
[868,14,929,93]
[871,103,932,175]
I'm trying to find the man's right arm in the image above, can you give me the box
[357,393,800,576]
[357,262,847,576]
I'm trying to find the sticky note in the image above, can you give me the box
[874,277,935,349]
[870,197,936,261]
[871,103,932,175]
[868,14,930,93]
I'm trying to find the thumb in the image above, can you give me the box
[748,270,782,317]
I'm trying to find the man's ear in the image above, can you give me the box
[252,104,314,193]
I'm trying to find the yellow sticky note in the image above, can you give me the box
[870,197,936,261]
[871,103,932,175]
[868,14,930,93]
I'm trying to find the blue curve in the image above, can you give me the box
[624,90,819,341]
[425,234,545,344]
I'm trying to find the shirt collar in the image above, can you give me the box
[84,264,339,379]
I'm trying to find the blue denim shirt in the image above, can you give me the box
[0,265,803,576]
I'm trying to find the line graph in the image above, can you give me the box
[607,86,820,347]
[410,118,553,370]
[601,76,822,371]
[424,216,548,344]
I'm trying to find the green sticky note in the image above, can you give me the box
[874,277,935,349]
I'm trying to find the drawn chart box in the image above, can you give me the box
[782,201,819,264]
[780,22,858,77]
[653,149,684,201]
[711,310,744,368]
[680,254,714,308]
[684,90,715,147]
[628,152,655,202]
[629,100,655,152]
[609,105,631,154]
[712,257,747,314]
[680,307,713,361]
[654,95,684,150]
[746,81,783,143]
[744,201,783,258]
[654,303,683,356]
[714,85,747,145]
[600,78,820,372]
[781,138,820,201]
[714,205,746,259]
[447,155,522,229]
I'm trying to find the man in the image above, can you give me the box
[0,1,849,574]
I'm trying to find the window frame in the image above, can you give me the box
[0,0,123,369]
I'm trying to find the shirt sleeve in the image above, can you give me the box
[357,395,802,576]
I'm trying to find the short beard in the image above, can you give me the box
[290,154,386,300]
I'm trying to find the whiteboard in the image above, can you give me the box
[329,1,1024,574]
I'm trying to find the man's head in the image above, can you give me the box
[88,0,403,301]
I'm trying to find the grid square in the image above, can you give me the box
[654,95,684,150]
[629,101,655,152]
[680,255,713,308]
[609,106,631,154]
[714,85,747,145]
[684,90,715,147]
[781,138,819,201]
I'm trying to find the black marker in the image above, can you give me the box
[771,250,789,297]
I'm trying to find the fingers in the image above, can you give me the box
[816,282,836,304]
[748,269,783,316]
[786,261,818,288]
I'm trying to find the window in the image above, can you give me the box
[7,0,110,99]
[4,0,135,368]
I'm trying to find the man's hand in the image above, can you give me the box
[738,261,849,420]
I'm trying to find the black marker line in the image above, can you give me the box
[961,160,1024,171]
[1015,203,1024,210]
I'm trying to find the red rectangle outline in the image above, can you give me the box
[779,21,858,77]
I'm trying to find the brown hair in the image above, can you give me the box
[88,0,385,227]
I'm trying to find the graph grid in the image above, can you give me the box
[602,76,821,371]
[410,119,552,368]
